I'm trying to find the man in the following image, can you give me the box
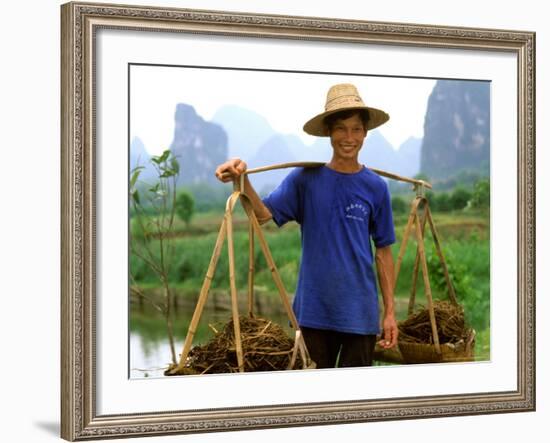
[215,83,398,368]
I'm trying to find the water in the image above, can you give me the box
[129,299,292,378]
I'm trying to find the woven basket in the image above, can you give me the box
[398,328,476,364]
[373,343,405,364]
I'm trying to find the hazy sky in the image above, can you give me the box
[130,65,437,156]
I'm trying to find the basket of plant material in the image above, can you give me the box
[165,315,314,375]
[397,300,475,364]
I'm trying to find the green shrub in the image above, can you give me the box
[391,196,408,214]
[175,190,195,226]
[471,178,490,209]
[449,187,472,210]
[434,192,452,212]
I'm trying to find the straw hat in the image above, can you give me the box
[303,83,389,137]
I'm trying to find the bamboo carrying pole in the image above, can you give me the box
[238,161,432,190]
[174,161,454,371]
[394,198,422,284]
[225,192,245,372]
[247,219,255,318]
[239,193,308,361]
[413,211,441,353]
[408,202,429,315]
[426,206,458,306]
[172,217,228,373]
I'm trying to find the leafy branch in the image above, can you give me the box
[130,149,181,366]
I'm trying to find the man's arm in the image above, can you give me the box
[375,245,399,349]
[215,158,273,224]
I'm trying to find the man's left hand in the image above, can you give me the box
[378,313,398,349]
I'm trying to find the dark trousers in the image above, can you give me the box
[300,326,377,369]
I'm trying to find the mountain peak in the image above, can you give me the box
[211,105,276,160]
[169,103,228,185]
[420,80,490,179]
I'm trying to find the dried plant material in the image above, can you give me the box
[165,316,302,375]
[398,301,469,344]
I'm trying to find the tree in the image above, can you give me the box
[130,149,180,366]
[391,195,408,214]
[425,190,436,210]
[449,187,472,211]
[470,178,490,209]
[176,190,195,227]
[433,192,452,212]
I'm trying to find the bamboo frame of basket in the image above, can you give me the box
[170,168,317,374]
[394,182,458,355]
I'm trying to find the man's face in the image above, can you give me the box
[328,113,367,161]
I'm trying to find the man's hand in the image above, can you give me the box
[378,312,398,349]
[214,158,273,224]
[215,158,247,183]
[375,245,398,349]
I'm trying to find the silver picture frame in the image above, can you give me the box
[61,1,535,440]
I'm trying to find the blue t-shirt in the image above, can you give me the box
[262,165,395,335]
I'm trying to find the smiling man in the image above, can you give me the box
[215,83,398,369]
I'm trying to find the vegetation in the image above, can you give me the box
[175,190,195,226]
[426,240,489,330]
[391,195,408,214]
[392,177,489,214]
[470,178,490,209]
[183,182,230,212]
[130,149,181,365]
[448,186,472,210]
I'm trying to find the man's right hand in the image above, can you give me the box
[215,158,247,183]
[214,157,273,224]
